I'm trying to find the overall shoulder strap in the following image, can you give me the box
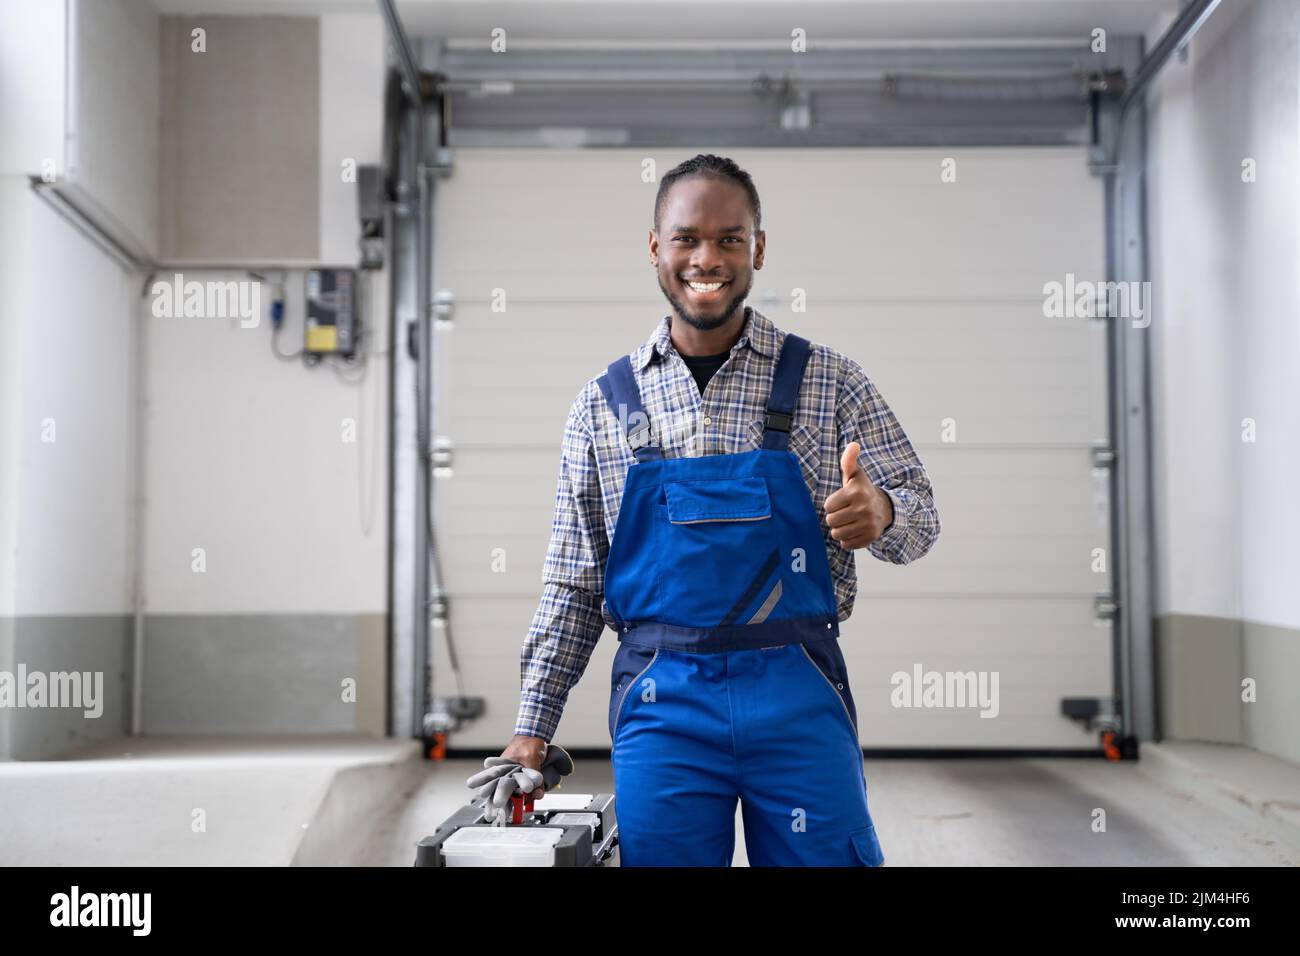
[762,334,812,451]
[596,355,663,462]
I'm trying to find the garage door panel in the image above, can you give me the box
[437,306,1106,449]
[435,153,654,300]
[435,303,663,441]
[865,545,1107,595]
[434,449,564,594]
[840,597,1108,654]
[752,149,1105,298]
[435,150,1104,300]
[858,714,1099,748]
[841,596,1107,747]
[857,449,1110,595]
[438,303,1108,448]
[437,595,620,749]
[787,304,1107,445]
[435,449,558,531]
[434,147,1110,749]
[434,448,1112,597]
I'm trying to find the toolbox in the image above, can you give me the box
[414,792,618,867]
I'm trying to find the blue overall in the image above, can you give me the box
[597,334,885,867]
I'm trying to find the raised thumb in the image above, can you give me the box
[840,441,862,486]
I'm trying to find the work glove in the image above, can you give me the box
[467,758,544,811]
[465,744,575,815]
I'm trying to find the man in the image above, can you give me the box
[494,153,940,866]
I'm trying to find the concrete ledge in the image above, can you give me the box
[0,735,423,865]
[291,746,427,866]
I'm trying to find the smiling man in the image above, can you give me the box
[494,153,940,867]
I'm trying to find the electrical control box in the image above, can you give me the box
[304,268,358,356]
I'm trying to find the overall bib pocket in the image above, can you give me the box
[656,476,782,627]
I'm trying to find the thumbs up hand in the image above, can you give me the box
[824,441,894,550]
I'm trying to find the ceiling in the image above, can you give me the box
[149,0,1179,43]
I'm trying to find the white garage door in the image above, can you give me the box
[432,147,1110,750]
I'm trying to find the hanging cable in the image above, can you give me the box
[251,269,303,362]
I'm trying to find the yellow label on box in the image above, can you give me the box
[306,325,338,352]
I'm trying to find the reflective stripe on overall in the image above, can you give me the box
[598,334,885,867]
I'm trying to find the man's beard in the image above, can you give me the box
[658,271,753,332]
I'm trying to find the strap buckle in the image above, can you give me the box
[763,409,794,433]
[627,423,654,450]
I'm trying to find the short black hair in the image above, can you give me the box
[653,153,762,233]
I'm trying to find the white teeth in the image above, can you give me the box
[687,281,725,292]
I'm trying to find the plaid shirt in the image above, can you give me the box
[515,306,940,742]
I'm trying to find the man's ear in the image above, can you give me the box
[648,227,658,262]
[753,229,766,269]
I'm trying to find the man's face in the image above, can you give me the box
[650,176,765,332]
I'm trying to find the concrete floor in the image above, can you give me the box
[362,746,1300,866]
[2,737,1297,865]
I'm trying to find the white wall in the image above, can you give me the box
[0,0,65,180]
[0,0,138,618]
[67,0,161,258]
[0,180,27,618]
[14,191,138,615]
[0,0,141,759]
[320,12,384,264]
[1147,0,1300,630]
[0,0,67,616]
[141,267,389,613]
[144,10,389,614]
[1,3,391,750]
[1146,0,1300,762]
